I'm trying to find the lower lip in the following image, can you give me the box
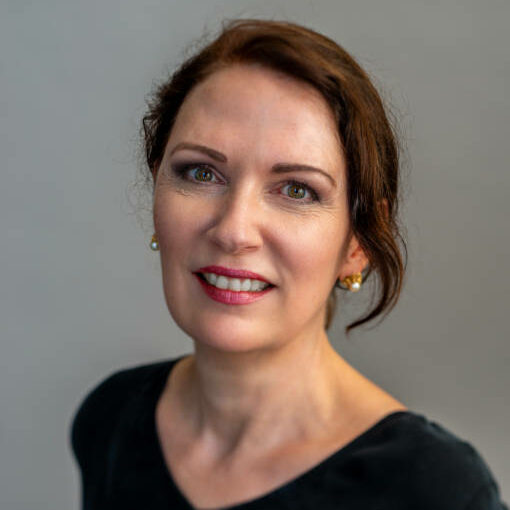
[194,274,275,305]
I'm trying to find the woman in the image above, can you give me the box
[71,19,508,510]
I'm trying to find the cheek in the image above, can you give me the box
[277,218,348,286]
[153,193,201,252]
[153,194,200,322]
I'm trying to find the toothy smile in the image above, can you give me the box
[199,272,271,292]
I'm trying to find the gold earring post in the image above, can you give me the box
[340,272,362,292]
[150,233,159,251]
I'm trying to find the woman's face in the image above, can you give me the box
[153,64,366,352]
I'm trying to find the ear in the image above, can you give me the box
[337,232,369,281]
[150,159,161,191]
[150,163,159,183]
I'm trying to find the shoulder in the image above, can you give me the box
[364,411,507,509]
[69,356,183,467]
[392,412,495,480]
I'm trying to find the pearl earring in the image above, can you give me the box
[150,233,159,251]
[337,272,363,292]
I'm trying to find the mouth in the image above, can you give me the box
[194,272,275,293]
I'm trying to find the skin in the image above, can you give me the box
[151,64,406,508]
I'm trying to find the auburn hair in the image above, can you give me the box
[142,19,407,334]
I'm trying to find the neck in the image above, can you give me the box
[177,329,355,462]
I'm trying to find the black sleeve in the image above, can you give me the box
[70,369,134,509]
[393,416,509,510]
[464,481,509,510]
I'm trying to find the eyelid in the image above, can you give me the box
[280,180,320,202]
[172,162,320,202]
[174,162,224,183]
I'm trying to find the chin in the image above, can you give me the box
[178,317,276,354]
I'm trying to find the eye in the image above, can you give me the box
[176,163,220,183]
[281,180,320,202]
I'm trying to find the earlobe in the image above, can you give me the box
[151,165,158,182]
[349,233,369,267]
[338,199,384,280]
[338,234,369,282]
[151,159,162,183]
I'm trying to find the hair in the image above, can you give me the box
[141,18,407,334]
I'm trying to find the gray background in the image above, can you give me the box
[1,0,509,508]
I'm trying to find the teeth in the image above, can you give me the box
[202,273,270,292]
[240,279,252,291]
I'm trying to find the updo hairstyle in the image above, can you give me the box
[141,19,407,334]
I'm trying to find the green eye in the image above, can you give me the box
[282,181,319,202]
[193,168,214,181]
[286,183,306,199]
[174,164,320,203]
[173,163,221,184]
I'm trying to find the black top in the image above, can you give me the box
[70,355,508,510]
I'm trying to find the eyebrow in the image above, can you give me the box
[169,142,337,187]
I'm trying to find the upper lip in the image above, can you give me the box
[196,265,274,285]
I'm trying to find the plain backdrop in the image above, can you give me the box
[1,0,509,508]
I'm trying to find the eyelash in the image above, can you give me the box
[173,163,321,203]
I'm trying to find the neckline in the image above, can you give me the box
[147,355,417,510]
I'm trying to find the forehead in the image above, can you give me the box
[167,64,344,172]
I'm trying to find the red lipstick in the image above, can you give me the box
[193,265,275,305]
[196,265,273,285]
[194,275,274,305]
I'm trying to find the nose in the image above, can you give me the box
[206,185,264,255]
